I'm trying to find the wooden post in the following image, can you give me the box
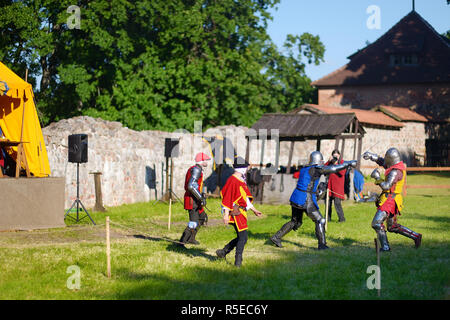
[287,141,295,174]
[260,138,266,167]
[349,168,355,201]
[91,172,106,212]
[106,216,111,279]
[353,119,359,160]
[340,138,346,160]
[16,68,31,178]
[334,137,340,151]
[274,138,280,171]
[356,136,363,171]
[245,137,251,164]
[168,198,172,230]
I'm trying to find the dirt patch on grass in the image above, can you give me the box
[0,225,130,248]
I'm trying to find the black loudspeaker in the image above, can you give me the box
[164,138,179,158]
[68,134,88,163]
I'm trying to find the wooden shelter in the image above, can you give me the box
[246,113,365,172]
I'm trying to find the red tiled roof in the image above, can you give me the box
[376,106,428,122]
[291,104,404,128]
[312,11,450,87]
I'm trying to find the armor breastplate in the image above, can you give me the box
[184,165,203,193]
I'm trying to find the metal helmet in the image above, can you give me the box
[384,147,401,168]
[309,151,324,165]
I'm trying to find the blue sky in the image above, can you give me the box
[266,0,450,81]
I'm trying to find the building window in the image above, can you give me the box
[402,54,418,65]
[390,54,401,66]
[390,54,418,66]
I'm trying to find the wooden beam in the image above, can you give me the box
[340,138,345,159]
[287,141,295,174]
[334,137,340,151]
[353,119,359,160]
[260,138,266,166]
[245,137,250,163]
[337,134,364,139]
[356,136,363,171]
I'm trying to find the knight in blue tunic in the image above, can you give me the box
[270,151,357,250]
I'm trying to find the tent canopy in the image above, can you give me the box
[0,62,51,177]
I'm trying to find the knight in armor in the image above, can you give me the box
[179,152,211,246]
[270,151,357,250]
[363,148,422,251]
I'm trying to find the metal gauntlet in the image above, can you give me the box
[320,160,356,175]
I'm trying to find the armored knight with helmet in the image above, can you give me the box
[363,147,422,251]
[270,151,357,250]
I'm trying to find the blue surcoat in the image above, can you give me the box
[289,165,321,209]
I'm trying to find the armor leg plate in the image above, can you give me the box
[387,216,422,247]
[307,210,328,249]
[372,210,390,251]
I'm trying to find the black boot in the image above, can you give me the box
[216,238,238,259]
[180,227,193,245]
[216,249,227,259]
[270,221,295,248]
[188,228,200,245]
[235,254,243,267]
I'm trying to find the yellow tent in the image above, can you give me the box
[0,62,51,177]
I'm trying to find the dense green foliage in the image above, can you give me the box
[0,0,325,131]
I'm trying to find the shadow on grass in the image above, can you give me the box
[111,241,448,300]
[165,242,217,261]
[410,213,450,225]
[110,216,447,299]
[133,234,166,243]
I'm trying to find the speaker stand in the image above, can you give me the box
[64,163,96,225]
[162,157,181,203]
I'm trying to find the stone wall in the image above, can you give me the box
[43,117,270,209]
[42,116,426,209]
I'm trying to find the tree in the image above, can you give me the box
[0,0,324,131]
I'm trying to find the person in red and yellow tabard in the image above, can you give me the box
[324,149,347,222]
[179,152,211,246]
[216,157,262,267]
[363,147,422,252]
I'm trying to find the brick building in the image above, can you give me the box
[311,10,450,165]
[291,104,427,169]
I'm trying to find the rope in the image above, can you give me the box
[0,224,104,235]
[108,220,299,254]
[109,220,186,246]
[328,189,347,198]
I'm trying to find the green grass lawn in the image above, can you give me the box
[0,174,448,300]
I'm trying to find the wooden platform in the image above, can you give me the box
[0,177,65,231]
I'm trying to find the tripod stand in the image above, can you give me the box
[64,163,96,225]
[162,156,182,202]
